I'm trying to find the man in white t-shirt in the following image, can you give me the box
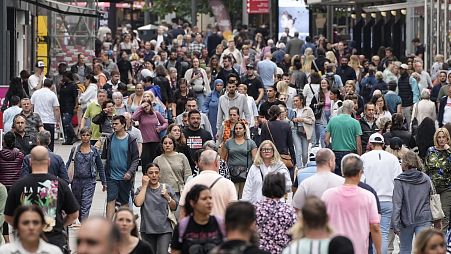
[28,61,46,97]
[361,132,402,254]
[292,148,344,211]
[30,79,60,151]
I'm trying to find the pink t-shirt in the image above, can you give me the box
[322,185,380,254]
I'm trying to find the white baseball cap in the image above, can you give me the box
[36,61,45,68]
[369,133,385,144]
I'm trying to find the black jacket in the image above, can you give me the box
[398,73,413,107]
[383,129,416,148]
[70,64,92,78]
[58,82,78,114]
[336,65,357,83]
[359,117,378,151]
[101,133,140,178]
[153,75,174,105]
[261,120,295,165]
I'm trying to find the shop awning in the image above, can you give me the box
[363,1,424,12]
[21,0,101,17]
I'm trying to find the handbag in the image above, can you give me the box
[294,111,306,134]
[308,84,323,120]
[429,179,445,220]
[161,155,184,193]
[67,146,76,183]
[411,103,419,136]
[228,140,250,183]
[265,122,294,168]
[162,183,177,229]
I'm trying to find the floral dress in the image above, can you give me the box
[424,146,451,193]
[255,198,296,254]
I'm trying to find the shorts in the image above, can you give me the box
[106,179,132,205]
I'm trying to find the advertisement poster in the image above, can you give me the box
[278,0,309,40]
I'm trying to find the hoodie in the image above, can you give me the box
[392,169,432,232]
[217,92,251,130]
[242,161,292,204]
[0,148,24,187]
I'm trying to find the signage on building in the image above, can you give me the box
[246,0,270,14]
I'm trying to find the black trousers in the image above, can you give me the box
[43,123,55,152]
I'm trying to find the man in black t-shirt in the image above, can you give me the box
[241,64,264,105]
[259,86,283,120]
[211,201,269,254]
[5,146,79,249]
[183,110,212,159]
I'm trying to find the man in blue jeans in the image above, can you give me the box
[361,133,402,254]
[102,115,140,220]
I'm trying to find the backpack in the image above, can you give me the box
[178,215,226,243]
[210,242,252,254]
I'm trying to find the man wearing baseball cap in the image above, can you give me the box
[28,61,46,97]
[360,132,402,254]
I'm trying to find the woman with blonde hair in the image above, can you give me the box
[276,80,297,108]
[241,140,292,204]
[325,51,337,65]
[283,196,332,254]
[349,55,362,81]
[413,228,446,254]
[302,55,314,77]
[143,90,166,116]
[425,128,451,231]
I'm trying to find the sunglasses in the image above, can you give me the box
[228,80,237,84]
[261,148,274,153]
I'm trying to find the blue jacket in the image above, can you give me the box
[202,90,221,137]
[438,96,448,127]
[21,148,69,184]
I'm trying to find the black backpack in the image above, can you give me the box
[210,242,252,254]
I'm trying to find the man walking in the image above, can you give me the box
[31,79,61,151]
[217,74,251,130]
[102,115,140,220]
[5,146,79,249]
[292,148,344,210]
[322,154,381,254]
[361,133,402,254]
[325,100,362,175]
[179,150,237,218]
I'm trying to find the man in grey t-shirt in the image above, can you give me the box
[257,52,277,89]
[292,148,344,211]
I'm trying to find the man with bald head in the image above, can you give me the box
[5,146,79,249]
[77,217,120,254]
[178,149,237,218]
[292,148,344,211]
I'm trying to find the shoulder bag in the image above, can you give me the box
[265,122,293,168]
[308,84,323,120]
[229,140,250,183]
[67,146,76,183]
[430,179,445,220]
[161,183,177,229]
[160,155,185,193]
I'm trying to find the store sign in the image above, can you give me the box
[246,0,270,14]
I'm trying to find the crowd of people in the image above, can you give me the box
[0,20,450,254]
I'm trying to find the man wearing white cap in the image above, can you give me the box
[28,61,46,97]
[361,132,402,254]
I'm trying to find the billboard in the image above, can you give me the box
[278,0,309,40]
